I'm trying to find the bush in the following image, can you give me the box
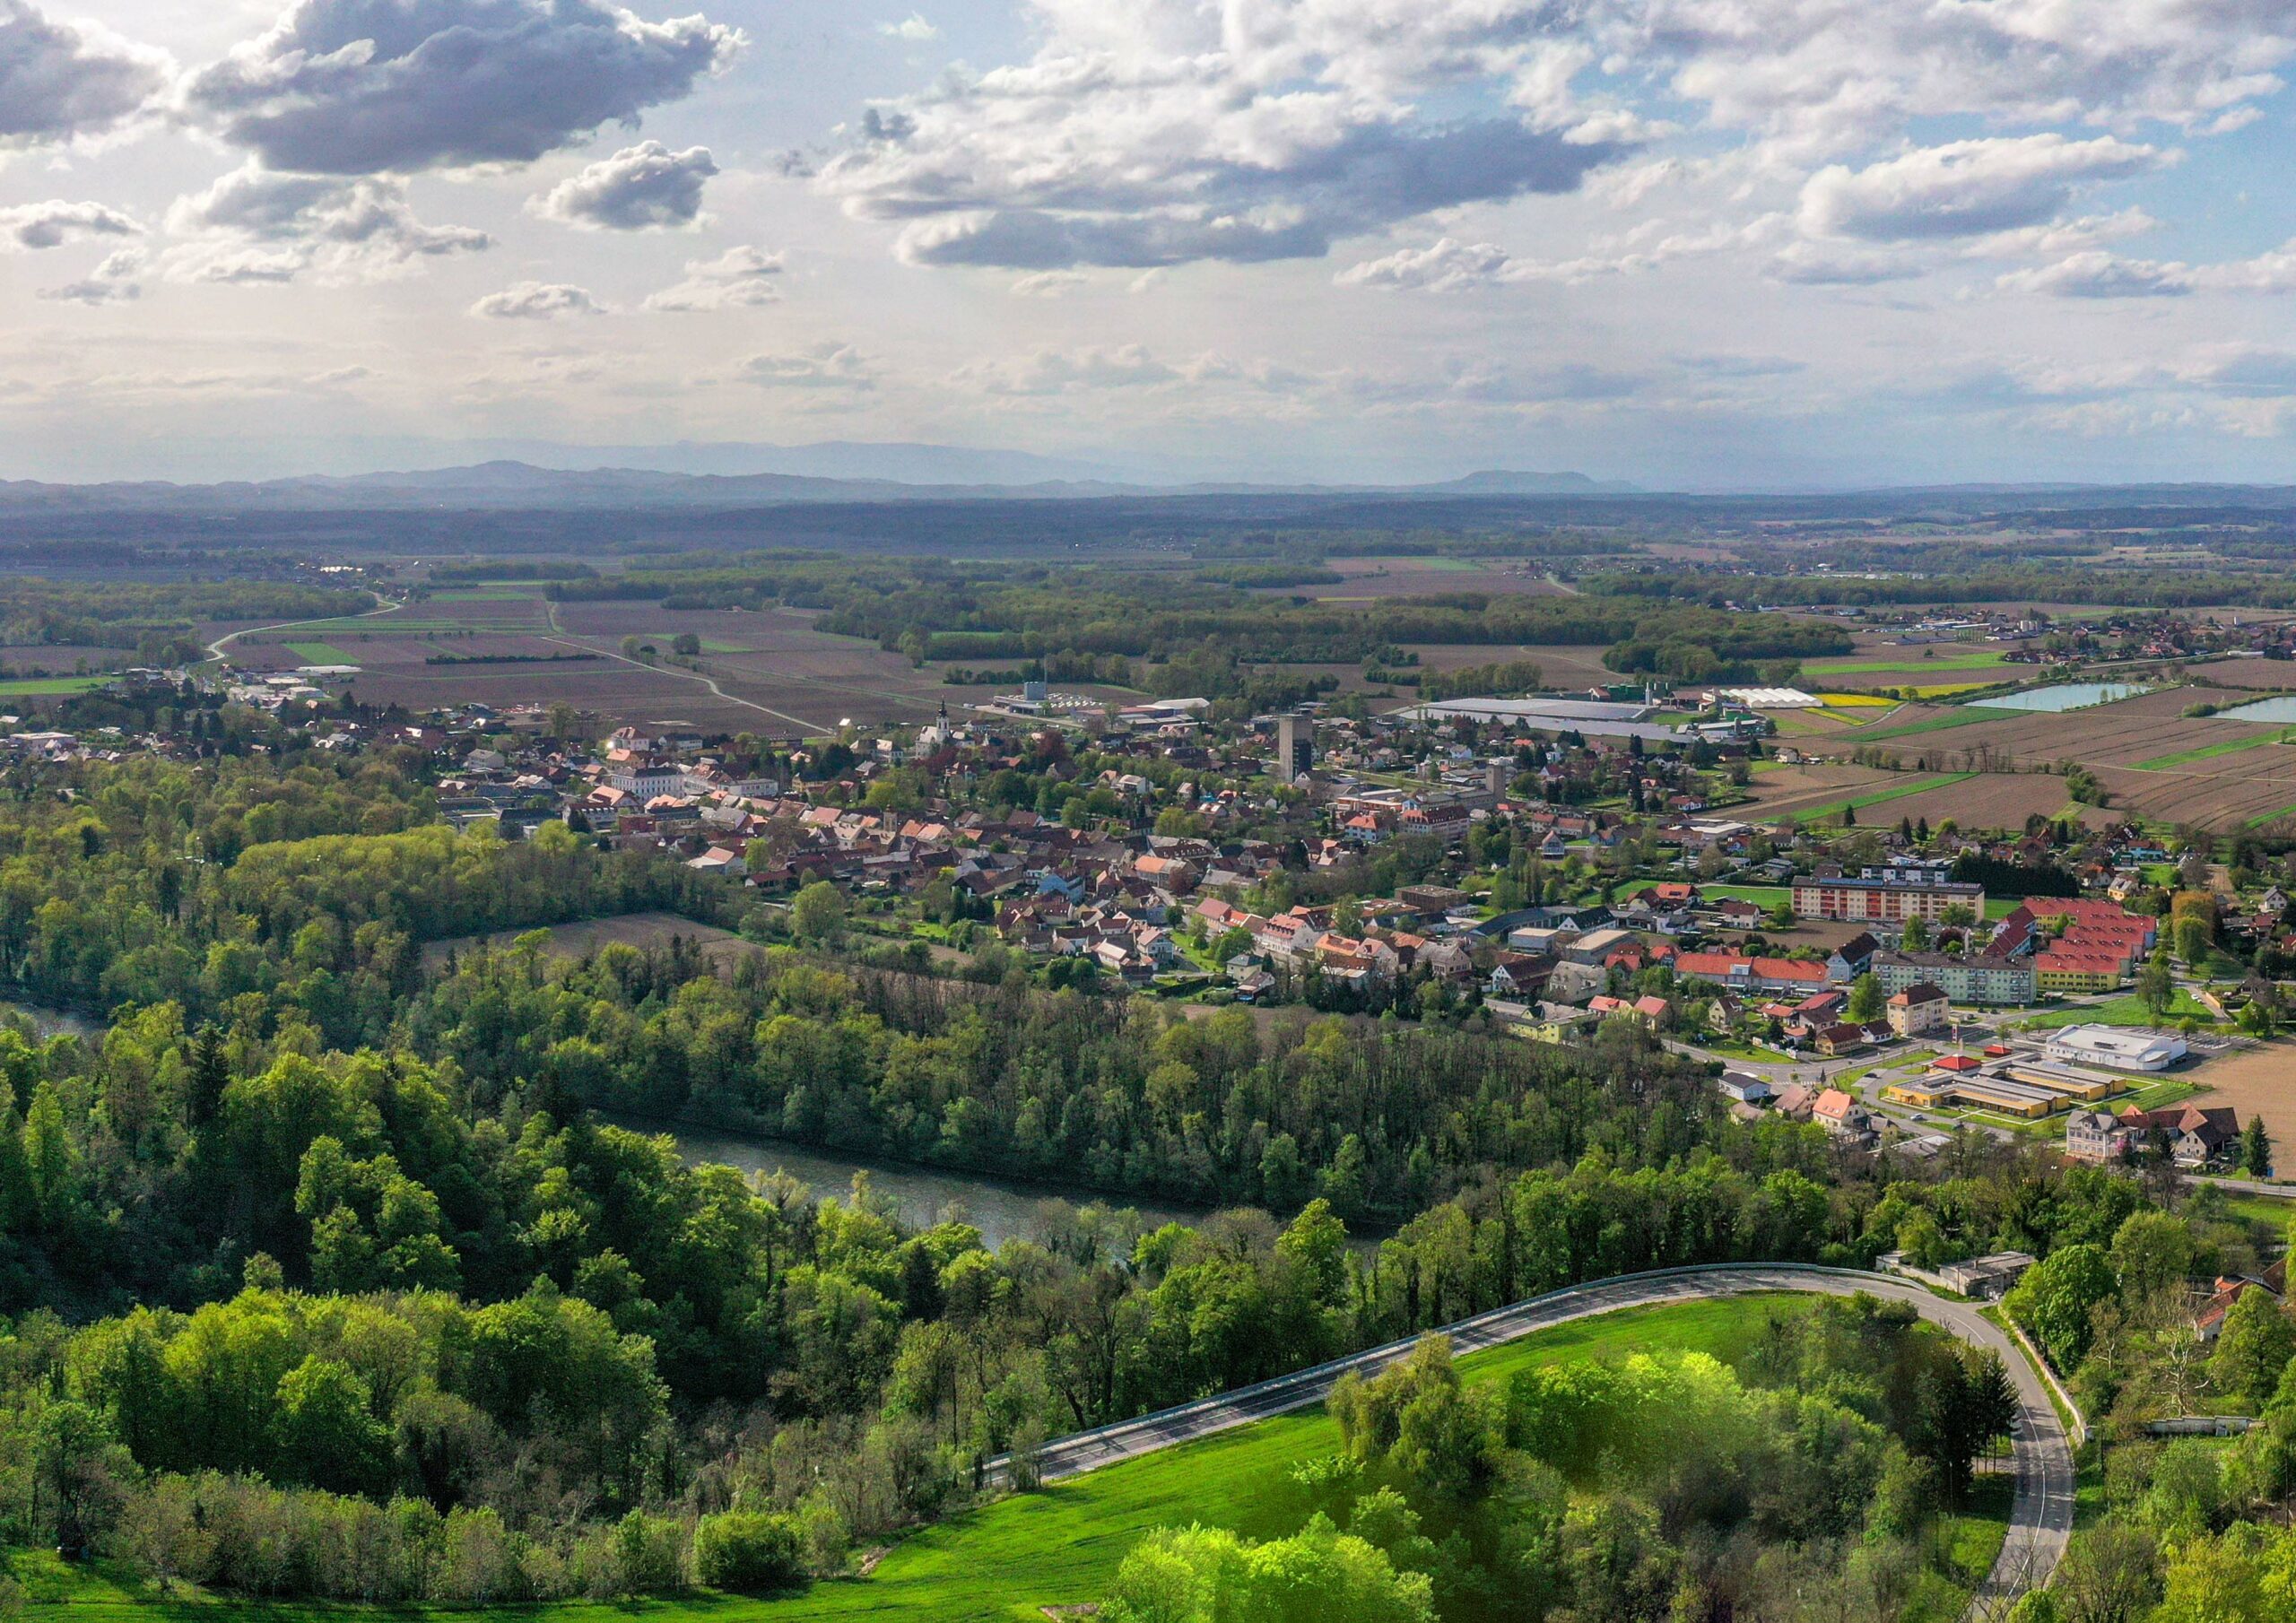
[693,1510,805,1593]
[607,1509,686,1596]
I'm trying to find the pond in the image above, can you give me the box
[1982,682,2152,713]
[2218,696,2296,725]
[612,1115,1210,1248]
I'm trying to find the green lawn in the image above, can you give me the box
[1696,883,1791,906]
[2134,733,2292,770]
[283,641,357,664]
[1907,1476,2014,1623]
[1857,708,2019,742]
[1807,651,2013,676]
[1787,773,1979,825]
[2114,1079,2200,1114]
[11,1298,1863,1623]
[0,674,109,697]
[2015,993,2216,1030]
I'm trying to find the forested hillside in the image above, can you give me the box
[0,753,2288,1619]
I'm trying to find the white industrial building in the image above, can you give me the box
[2043,1026,2188,1073]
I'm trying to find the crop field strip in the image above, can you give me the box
[1782,771,1979,824]
[2133,733,2293,770]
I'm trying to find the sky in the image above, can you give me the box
[2,0,2295,488]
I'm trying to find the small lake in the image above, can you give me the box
[613,1115,1210,1248]
[1984,682,2152,714]
[2219,696,2296,725]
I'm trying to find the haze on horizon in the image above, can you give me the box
[2,0,2293,490]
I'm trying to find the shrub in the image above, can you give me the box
[693,1510,804,1593]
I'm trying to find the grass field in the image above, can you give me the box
[1807,651,2013,676]
[0,674,109,697]
[433,588,539,601]
[1691,884,1794,914]
[2016,992,2217,1030]
[1857,707,2020,742]
[284,641,357,664]
[2245,803,2296,829]
[14,1296,1926,1623]
[2134,733,2292,770]
[1787,772,1979,824]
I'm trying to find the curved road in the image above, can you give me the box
[1000,1264,2074,1618]
[204,593,405,665]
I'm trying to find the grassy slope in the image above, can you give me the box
[283,642,356,664]
[24,1296,1987,1623]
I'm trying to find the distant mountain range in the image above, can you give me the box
[0,456,1640,513]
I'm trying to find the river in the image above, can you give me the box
[610,1115,1210,1247]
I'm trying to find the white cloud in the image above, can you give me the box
[1996,252,2196,299]
[0,199,138,251]
[1608,0,2296,157]
[0,0,169,150]
[1764,240,1918,285]
[1009,270,1087,298]
[1964,209,2161,261]
[643,244,784,310]
[1799,135,2167,242]
[877,13,939,43]
[162,163,489,284]
[1992,237,2296,299]
[741,343,874,387]
[37,246,144,305]
[531,141,718,230]
[1337,239,1513,293]
[819,2,1635,270]
[470,281,606,319]
[182,0,744,175]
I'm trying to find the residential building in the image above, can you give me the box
[2118,1103,2241,1168]
[1873,950,2036,1006]
[2064,1109,2137,1163]
[1813,1088,1874,1142]
[1792,873,1986,924]
[1887,983,1950,1039]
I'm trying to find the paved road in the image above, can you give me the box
[203,592,404,664]
[1000,1264,2074,1619]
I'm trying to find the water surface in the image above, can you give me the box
[2219,696,2296,725]
[613,1115,1208,1247]
[1983,682,2150,714]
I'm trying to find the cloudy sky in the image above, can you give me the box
[3,0,2295,487]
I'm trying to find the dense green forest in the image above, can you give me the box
[0,754,2291,1618]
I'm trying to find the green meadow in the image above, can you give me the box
[8,1295,2003,1623]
